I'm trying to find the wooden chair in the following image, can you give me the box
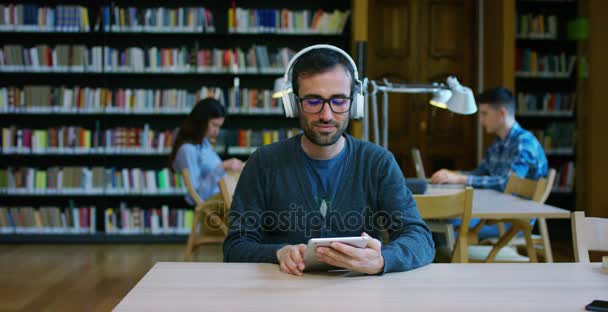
[469,169,556,263]
[571,211,608,263]
[183,169,229,262]
[415,187,473,263]
[219,170,239,209]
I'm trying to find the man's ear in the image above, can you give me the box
[499,106,509,118]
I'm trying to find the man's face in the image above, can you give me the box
[297,65,351,146]
[478,103,504,134]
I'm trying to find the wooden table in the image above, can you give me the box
[425,187,571,219]
[115,262,608,312]
[420,187,571,262]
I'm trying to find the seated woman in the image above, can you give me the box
[169,98,244,205]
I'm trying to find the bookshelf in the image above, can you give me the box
[0,0,352,243]
[514,0,580,208]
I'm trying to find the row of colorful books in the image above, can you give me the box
[228,8,350,34]
[532,122,576,152]
[215,128,301,154]
[1,125,176,154]
[517,92,576,114]
[105,204,194,235]
[1,125,297,156]
[0,4,90,32]
[0,204,196,235]
[96,6,215,33]
[227,87,281,114]
[0,44,295,74]
[0,86,225,113]
[0,167,186,194]
[515,48,576,77]
[0,205,96,234]
[516,13,558,39]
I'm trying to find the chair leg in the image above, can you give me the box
[485,225,519,263]
[184,208,204,262]
[538,218,553,263]
[516,220,538,263]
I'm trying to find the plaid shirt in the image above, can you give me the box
[466,122,548,192]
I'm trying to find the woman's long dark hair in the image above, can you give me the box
[168,98,226,170]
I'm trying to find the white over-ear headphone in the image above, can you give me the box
[281,44,364,119]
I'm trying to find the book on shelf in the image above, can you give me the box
[552,161,574,193]
[95,6,215,33]
[0,44,294,74]
[515,48,576,77]
[105,203,191,235]
[228,7,350,34]
[1,124,177,155]
[532,122,576,153]
[227,87,282,114]
[516,13,558,39]
[214,128,301,155]
[0,85,224,113]
[517,92,576,114]
[0,204,96,234]
[0,167,186,195]
[0,4,90,32]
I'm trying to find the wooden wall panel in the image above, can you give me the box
[366,0,477,175]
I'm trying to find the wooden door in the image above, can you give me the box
[367,0,477,176]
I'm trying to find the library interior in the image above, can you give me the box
[0,0,607,311]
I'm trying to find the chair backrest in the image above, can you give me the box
[410,148,426,179]
[571,211,608,263]
[504,168,556,204]
[414,187,474,263]
[181,168,204,206]
[219,170,239,209]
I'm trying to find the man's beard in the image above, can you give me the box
[300,117,349,146]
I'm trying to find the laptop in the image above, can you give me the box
[410,148,465,189]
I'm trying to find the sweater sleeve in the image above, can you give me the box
[223,151,286,263]
[377,153,435,273]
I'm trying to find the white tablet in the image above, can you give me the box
[303,236,371,272]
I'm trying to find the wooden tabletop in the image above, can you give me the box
[422,187,571,219]
[115,262,607,312]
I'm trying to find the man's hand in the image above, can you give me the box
[276,244,306,276]
[315,233,384,275]
[430,169,467,184]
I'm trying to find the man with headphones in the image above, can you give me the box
[223,45,434,275]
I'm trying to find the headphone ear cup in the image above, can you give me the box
[281,83,297,118]
[351,80,365,119]
[353,92,365,119]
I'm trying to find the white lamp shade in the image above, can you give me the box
[446,77,477,115]
[429,89,452,109]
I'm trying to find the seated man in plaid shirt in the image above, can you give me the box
[430,87,548,239]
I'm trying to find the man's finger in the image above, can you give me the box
[330,242,360,258]
[362,232,382,250]
[284,257,302,276]
[318,246,354,269]
[290,248,305,269]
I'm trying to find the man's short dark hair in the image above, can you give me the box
[477,87,515,116]
[291,48,355,96]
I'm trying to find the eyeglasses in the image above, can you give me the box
[295,95,352,114]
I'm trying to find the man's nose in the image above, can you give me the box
[318,102,334,121]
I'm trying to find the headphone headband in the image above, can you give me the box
[281,44,364,119]
[282,44,360,85]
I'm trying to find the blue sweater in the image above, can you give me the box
[223,134,435,273]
